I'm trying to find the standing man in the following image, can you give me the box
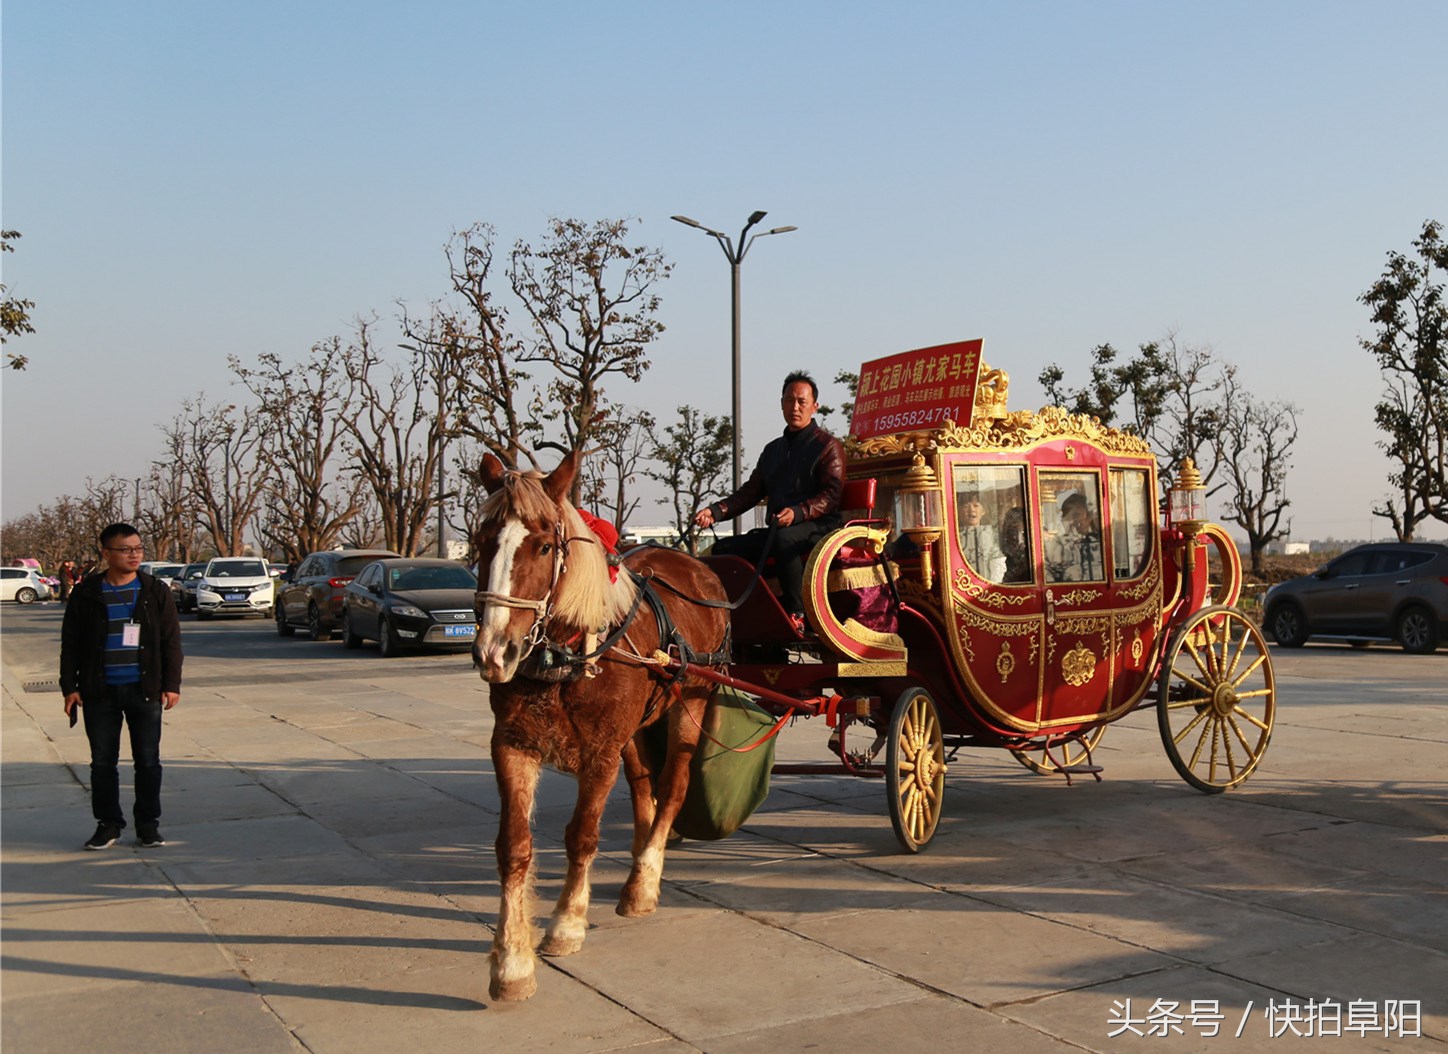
[694,371,845,620]
[60,523,182,849]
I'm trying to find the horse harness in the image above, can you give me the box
[476,519,730,695]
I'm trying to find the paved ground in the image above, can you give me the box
[2,603,1445,1052]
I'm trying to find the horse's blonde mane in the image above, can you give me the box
[481,469,638,631]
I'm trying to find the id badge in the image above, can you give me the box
[122,623,141,647]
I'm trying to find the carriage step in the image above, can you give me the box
[1060,764,1103,775]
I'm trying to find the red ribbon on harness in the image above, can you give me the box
[576,509,620,582]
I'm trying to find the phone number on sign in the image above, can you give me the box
[865,407,955,432]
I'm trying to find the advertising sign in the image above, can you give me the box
[848,338,984,440]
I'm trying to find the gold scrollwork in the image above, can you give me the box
[953,569,1031,607]
[849,406,1155,461]
[1061,642,1097,687]
[996,641,1016,683]
[1053,588,1102,607]
[1054,614,1115,637]
[1131,629,1144,666]
[1118,557,1160,601]
[955,606,1038,638]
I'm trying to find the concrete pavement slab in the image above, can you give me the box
[270,961,671,1053]
[787,901,1175,1008]
[967,869,1349,965]
[555,908,923,1045]
[2,895,240,1000]
[2,981,302,1054]
[1212,933,1448,1041]
[5,615,1447,1052]
[702,994,1083,1053]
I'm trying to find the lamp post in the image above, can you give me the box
[671,211,797,534]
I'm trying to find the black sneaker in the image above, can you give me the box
[84,823,122,850]
[137,827,166,848]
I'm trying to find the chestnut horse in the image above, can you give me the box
[471,450,730,1001]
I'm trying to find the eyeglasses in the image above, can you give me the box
[105,546,145,555]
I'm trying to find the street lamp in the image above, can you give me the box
[672,211,797,534]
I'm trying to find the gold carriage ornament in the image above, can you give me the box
[1168,458,1207,572]
[897,453,943,589]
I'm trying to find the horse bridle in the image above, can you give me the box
[475,518,598,656]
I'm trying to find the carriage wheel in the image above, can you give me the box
[886,687,946,852]
[1157,604,1275,793]
[1010,726,1106,775]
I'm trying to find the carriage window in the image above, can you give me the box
[1108,468,1154,579]
[952,465,1031,584]
[1040,472,1105,583]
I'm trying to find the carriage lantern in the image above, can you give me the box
[898,453,944,589]
[1169,458,1208,570]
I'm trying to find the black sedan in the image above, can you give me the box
[340,558,478,656]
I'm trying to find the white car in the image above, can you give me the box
[1,567,53,604]
[195,557,275,620]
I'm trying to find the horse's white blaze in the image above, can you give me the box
[481,518,529,637]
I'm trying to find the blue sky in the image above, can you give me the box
[4,1,1445,541]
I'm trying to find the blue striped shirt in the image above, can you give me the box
[102,579,141,685]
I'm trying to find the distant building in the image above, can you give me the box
[620,526,682,548]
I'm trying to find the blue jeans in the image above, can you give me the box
[82,682,163,828]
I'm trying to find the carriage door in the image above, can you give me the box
[1037,466,1115,726]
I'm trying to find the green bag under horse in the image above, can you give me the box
[643,686,776,841]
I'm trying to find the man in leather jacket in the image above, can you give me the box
[695,371,845,616]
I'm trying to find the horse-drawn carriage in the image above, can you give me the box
[472,340,1276,999]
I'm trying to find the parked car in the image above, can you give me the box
[1,566,53,604]
[9,557,59,591]
[140,561,186,586]
[276,548,401,641]
[340,558,478,656]
[1264,542,1448,654]
[171,562,208,613]
[195,557,275,620]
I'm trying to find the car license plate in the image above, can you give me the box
[444,624,476,638]
[224,593,245,602]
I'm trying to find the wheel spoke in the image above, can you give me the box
[1231,653,1268,688]
[1167,693,1212,711]
[1224,624,1251,682]
[1234,688,1273,701]
[1226,712,1260,756]
[1219,719,1239,780]
[1183,639,1215,682]
[1231,705,1270,733]
[1171,667,1215,697]
[1174,705,1211,749]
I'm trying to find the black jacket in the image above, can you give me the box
[60,571,182,703]
[712,421,846,525]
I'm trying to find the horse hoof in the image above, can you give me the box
[489,974,537,1002]
[616,898,657,918]
[539,933,584,956]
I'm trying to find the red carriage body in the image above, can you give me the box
[696,349,1275,851]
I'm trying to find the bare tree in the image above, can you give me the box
[1360,218,1448,539]
[578,409,656,532]
[138,438,198,562]
[232,339,364,561]
[644,406,734,555]
[1219,392,1300,576]
[439,224,536,465]
[1041,334,1233,499]
[339,317,460,556]
[165,396,270,556]
[509,217,671,491]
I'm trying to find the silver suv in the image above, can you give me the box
[1265,542,1448,653]
[275,549,401,641]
